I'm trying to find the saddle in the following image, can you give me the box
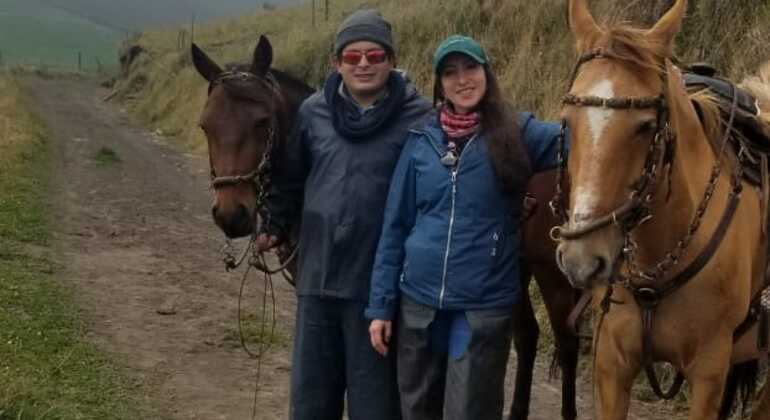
[684,63,770,186]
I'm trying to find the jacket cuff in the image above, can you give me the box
[364,303,396,321]
[257,210,288,240]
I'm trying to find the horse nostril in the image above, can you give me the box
[237,204,249,221]
[592,256,608,280]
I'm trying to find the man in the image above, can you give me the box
[256,9,432,420]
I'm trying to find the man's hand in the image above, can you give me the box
[255,233,278,252]
[369,319,392,356]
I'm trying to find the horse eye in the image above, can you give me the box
[636,120,656,137]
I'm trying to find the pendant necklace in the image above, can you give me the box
[441,141,459,167]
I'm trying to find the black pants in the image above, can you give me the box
[397,296,514,420]
[290,296,401,420]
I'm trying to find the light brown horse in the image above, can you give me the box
[554,0,770,419]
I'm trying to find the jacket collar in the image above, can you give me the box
[412,113,481,158]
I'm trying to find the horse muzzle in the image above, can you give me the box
[556,233,622,289]
[212,202,254,238]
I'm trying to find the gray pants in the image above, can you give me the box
[397,296,514,420]
[290,296,401,420]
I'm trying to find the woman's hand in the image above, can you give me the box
[369,319,393,356]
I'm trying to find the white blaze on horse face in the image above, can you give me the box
[586,79,615,144]
[572,79,616,225]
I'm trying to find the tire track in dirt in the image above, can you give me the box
[22,76,682,420]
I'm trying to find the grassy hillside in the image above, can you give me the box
[115,0,770,152]
[0,73,159,419]
[0,0,122,71]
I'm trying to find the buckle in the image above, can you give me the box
[634,287,661,309]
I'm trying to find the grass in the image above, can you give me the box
[0,74,158,420]
[0,1,121,72]
[94,146,121,166]
[224,317,288,351]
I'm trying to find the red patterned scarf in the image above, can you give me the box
[440,105,480,139]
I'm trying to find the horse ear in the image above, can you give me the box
[251,35,273,75]
[191,43,223,82]
[568,0,602,52]
[646,0,686,52]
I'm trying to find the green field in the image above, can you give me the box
[0,74,156,419]
[0,1,122,71]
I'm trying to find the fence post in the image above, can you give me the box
[191,12,196,45]
[312,0,316,27]
[325,0,329,22]
[78,51,82,71]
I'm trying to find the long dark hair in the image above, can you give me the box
[433,63,532,195]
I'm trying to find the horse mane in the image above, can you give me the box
[270,69,316,98]
[687,89,726,151]
[740,59,770,123]
[597,24,669,74]
[220,63,314,105]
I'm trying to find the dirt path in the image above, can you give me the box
[22,76,682,420]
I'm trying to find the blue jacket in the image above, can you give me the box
[365,112,563,320]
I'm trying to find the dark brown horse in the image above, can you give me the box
[192,36,313,240]
[192,36,580,420]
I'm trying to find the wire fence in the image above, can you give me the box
[0,49,117,74]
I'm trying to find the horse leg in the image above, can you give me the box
[593,299,640,420]
[534,264,579,420]
[508,263,539,420]
[685,338,733,420]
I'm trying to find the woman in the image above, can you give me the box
[365,35,565,420]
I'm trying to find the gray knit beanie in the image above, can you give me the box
[334,9,394,56]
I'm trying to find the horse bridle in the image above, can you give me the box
[549,48,675,240]
[205,69,297,274]
[552,47,745,400]
[207,70,280,193]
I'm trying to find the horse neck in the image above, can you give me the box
[630,72,726,267]
[269,69,315,157]
[271,70,314,126]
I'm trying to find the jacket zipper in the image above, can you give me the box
[438,134,478,308]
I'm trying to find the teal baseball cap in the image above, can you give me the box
[432,35,488,73]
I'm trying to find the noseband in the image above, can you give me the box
[549,48,675,240]
[207,70,281,193]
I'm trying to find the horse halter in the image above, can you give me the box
[549,48,675,241]
[206,70,282,192]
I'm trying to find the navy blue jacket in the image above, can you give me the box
[365,112,563,320]
[264,72,432,301]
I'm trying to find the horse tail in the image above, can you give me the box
[739,59,770,122]
[718,359,760,420]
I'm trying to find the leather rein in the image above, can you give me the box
[551,48,745,400]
